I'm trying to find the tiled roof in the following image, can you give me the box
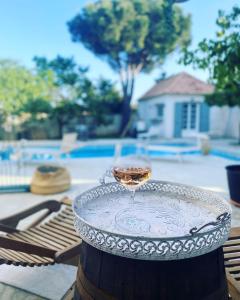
[139,72,214,100]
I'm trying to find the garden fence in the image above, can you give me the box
[0,141,30,192]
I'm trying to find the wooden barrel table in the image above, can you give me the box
[73,181,232,300]
[74,241,228,300]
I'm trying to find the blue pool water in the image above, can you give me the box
[68,144,240,161]
[67,143,202,158]
[1,143,240,161]
[210,149,240,161]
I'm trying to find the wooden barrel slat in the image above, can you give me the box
[77,265,115,300]
[41,223,80,241]
[74,242,228,300]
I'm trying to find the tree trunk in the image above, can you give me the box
[118,67,137,135]
[119,94,131,135]
[57,118,65,138]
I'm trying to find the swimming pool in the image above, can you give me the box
[210,149,240,161]
[20,143,240,161]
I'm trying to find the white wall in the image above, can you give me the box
[227,107,240,138]
[210,106,240,138]
[95,114,121,137]
[138,94,205,138]
[138,95,174,138]
[210,106,229,137]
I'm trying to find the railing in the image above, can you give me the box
[0,141,30,192]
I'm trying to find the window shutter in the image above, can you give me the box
[174,103,182,138]
[199,102,210,132]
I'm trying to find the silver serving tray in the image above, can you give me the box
[73,180,231,260]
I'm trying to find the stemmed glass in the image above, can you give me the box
[112,142,151,203]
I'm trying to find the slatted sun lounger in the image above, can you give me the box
[0,197,81,267]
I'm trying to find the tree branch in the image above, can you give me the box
[125,66,135,101]
[135,63,143,75]
[129,76,135,101]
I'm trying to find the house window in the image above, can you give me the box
[182,102,198,130]
[156,104,164,121]
[182,103,188,129]
[190,103,197,129]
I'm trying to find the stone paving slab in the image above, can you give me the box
[0,282,46,300]
[0,264,77,300]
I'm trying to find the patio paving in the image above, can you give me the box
[0,283,45,300]
[0,138,239,299]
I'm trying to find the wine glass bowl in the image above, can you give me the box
[112,156,151,189]
[112,143,152,201]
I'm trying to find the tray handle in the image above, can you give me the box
[99,168,114,185]
[189,212,231,235]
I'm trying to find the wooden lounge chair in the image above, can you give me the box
[138,125,162,140]
[224,227,240,299]
[0,197,81,267]
[147,144,200,162]
[21,132,79,163]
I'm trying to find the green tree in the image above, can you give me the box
[181,6,240,140]
[34,55,89,102]
[34,56,122,135]
[0,59,55,115]
[19,98,53,116]
[68,0,191,133]
[51,100,83,136]
[51,77,122,136]
[34,55,89,87]
[80,77,122,124]
[34,56,86,135]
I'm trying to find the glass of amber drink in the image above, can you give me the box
[112,143,151,202]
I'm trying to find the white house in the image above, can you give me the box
[138,72,240,139]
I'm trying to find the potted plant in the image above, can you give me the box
[226,165,240,206]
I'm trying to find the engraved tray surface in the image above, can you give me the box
[73,180,231,260]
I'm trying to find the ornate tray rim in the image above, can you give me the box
[73,180,232,260]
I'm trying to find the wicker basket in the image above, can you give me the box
[31,165,71,195]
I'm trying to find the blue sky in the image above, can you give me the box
[0,0,237,102]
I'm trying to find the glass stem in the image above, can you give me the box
[130,190,135,203]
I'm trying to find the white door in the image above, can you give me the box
[182,102,200,137]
